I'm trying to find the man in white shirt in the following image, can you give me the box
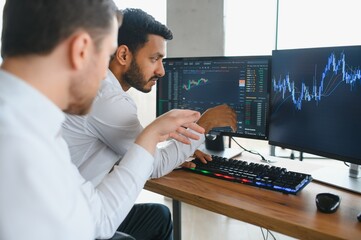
[63,8,237,240]
[0,1,206,240]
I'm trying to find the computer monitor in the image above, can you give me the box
[269,45,361,193]
[156,56,271,156]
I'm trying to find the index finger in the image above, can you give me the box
[182,122,205,135]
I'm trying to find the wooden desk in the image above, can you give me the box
[145,168,361,240]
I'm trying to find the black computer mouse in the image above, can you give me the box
[316,193,340,213]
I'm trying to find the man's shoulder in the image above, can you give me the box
[62,113,86,133]
[94,78,135,110]
[97,76,129,101]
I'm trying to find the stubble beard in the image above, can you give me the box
[64,77,96,115]
[123,59,155,93]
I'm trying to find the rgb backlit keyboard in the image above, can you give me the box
[183,155,312,194]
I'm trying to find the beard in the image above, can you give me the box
[122,58,157,93]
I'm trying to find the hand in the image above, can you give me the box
[193,149,212,164]
[196,104,237,134]
[180,150,212,168]
[135,109,205,155]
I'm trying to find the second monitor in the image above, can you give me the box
[156,55,271,152]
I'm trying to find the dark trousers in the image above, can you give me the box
[108,203,173,240]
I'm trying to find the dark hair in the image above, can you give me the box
[1,0,121,58]
[118,8,173,54]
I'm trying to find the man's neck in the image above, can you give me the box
[109,66,131,92]
[1,56,70,110]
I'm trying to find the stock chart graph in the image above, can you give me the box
[182,78,209,91]
[158,56,271,139]
[180,69,239,104]
[269,45,361,163]
[272,51,361,111]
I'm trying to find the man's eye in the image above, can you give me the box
[151,57,160,62]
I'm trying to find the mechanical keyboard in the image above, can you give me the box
[183,155,313,194]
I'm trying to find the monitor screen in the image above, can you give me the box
[269,45,361,165]
[156,56,271,140]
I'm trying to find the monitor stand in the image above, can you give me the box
[311,163,361,194]
[199,135,242,159]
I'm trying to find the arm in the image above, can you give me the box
[88,93,202,178]
[151,104,237,176]
[193,104,237,165]
[180,104,238,168]
[88,109,203,238]
[196,104,237,134]
[151,131,205,178]
[135,109,204,154]
[62,91,143,186]
[180,149,213,169]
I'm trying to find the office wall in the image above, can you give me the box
[277,0,361,49]
[167,0,224,57]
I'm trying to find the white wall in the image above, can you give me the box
[224,0,277,56]
[277,0,361,49]
[167,0,225,57]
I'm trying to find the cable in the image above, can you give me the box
[260,227,277,240]
[261,227,267,240]
[268,229,276,239]
[230,137,275,163]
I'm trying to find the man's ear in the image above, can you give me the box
[69,32,92,70]
[115,45,130,66]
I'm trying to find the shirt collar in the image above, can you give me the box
[106,69,125,93]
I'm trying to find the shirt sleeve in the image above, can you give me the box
[80,143,154,239]
[80,83,207,180]
[151,130,205,178]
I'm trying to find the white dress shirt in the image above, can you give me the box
[0,70,156,239]
[63,70,205,186]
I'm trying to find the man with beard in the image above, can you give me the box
[62,8,237,240]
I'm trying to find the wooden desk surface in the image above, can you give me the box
[145,169,361,240]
